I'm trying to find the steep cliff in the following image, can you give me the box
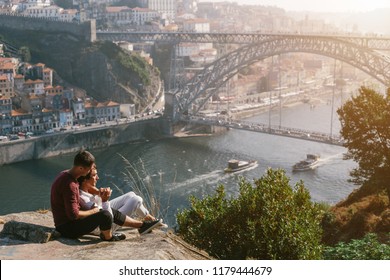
[0,27,161,110]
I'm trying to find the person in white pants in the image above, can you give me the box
[78,165,163,235]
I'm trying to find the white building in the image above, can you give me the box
[72,98,85,123]
[183,18,210,33]
[24,79,45,96]
[131,7,159,25]
[105,6,133,25]
[24,5,63,19]
[139,0,177,20]
[16,0,51,12]
[58,9,78,22]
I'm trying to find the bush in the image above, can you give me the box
[176,169,324,259]
[323,233,390,260]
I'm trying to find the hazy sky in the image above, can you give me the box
[199,0,390,13]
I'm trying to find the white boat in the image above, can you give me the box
[224,159,257,173]
[293,154,320,171]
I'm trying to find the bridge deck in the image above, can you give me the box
[97,31,390,51]
[183,116,344,146]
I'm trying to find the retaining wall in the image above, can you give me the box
[0,118,169,165]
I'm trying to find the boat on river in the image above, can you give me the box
[292,154,320,171]
[224,159,257,173]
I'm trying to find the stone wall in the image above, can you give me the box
[0,14,95,42]
[0,118,170,165]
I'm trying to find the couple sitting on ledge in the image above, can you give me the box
[50,150,164,242]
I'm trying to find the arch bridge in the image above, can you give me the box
[98,31,390,144]
[165,34,390,120]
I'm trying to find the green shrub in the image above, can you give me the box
[97,41,151,86]
[323,233,390,260]
[176,168,324,259]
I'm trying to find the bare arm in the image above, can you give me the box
[76,207,99,219]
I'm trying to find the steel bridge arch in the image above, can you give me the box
[173,36,390,120]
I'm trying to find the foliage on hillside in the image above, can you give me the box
[320,86,390,246]
[177,169,324,260]
[323,233,390,260]
[322,185,390,246]
[0,27,160,106]
[97,41,152,86]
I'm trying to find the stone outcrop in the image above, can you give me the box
[0,211,211,260]
[1,220,58,243]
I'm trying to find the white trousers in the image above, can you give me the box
[110,192,149,232]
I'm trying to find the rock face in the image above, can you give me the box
[0,211,211,260]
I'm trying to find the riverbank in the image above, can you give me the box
[0,117,169,166]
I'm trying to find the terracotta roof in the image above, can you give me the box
[0,62,16,70]
[105,101,120,107]
[0,95,11,100]
[24,79,44,84]
[96,101,119,107]
[11,109,29,116]
[28,94,40,100]
[106,6,130,13]
[132,7,154,12]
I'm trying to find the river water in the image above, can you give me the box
[0,96,357,226]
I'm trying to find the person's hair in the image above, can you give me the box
[73,150,95,168]
[77,171,92,186]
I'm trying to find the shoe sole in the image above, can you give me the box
[140,220,163,235]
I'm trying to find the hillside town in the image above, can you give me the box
[0,57,125,138]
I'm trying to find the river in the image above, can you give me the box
[0,95,358,226]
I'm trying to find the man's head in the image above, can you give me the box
[73,150,95,177]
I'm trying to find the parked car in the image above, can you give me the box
[59,127,67,131]
[9,134,20,140]
[45,129,54,134]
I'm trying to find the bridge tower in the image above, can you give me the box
[168,44,186,91]
[165,44,186,121]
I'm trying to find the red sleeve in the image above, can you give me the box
[62,181,80,220]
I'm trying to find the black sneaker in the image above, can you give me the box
[100,232,126,242]
[138,219,163,235]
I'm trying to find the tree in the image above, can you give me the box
[18,46,31,63]
[176,169,324,260]
[337,86,390,188]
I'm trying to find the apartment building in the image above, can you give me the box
[139,0,177,20]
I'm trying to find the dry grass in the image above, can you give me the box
[324,190,390,244]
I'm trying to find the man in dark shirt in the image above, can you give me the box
[50,150,125,241]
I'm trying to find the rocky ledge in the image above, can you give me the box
[0,211,211,260]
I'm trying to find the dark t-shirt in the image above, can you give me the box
[50,171,80,227]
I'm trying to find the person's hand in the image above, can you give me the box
[90,207,99,215]
[99,187,112,202]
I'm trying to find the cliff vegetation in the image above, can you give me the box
[0,27,161,110]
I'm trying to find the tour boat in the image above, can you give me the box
[292,154,320,171]
[224,159,257,173]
